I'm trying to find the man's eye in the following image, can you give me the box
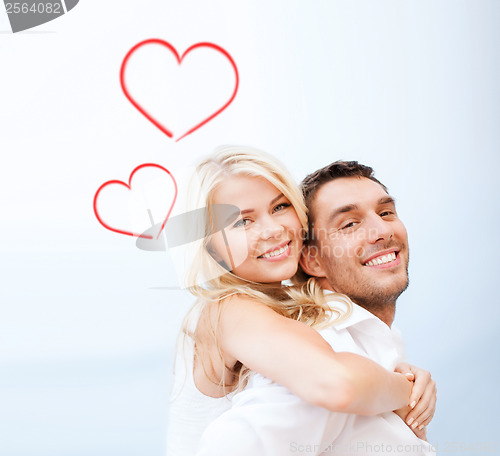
[273,202,291,213]
[341,221,357,230]
[233,218,251,228]
[380,211,394,217]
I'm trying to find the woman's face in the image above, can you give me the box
[208,175,303,285]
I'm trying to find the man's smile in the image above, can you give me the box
[363,249,401,268]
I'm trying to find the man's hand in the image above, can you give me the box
[394,362,437,439]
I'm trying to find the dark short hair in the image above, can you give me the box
[301,160,388,237]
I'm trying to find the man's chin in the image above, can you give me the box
[382,278,409,300]
[368,267,408,289]
[364,276,409,302]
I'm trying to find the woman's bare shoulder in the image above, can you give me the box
[194,294,276,362]
[198,294,272,330]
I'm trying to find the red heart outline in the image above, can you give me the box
[93,163,178,239]
[120,39,239,142]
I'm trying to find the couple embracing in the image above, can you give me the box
[166,146,437,455]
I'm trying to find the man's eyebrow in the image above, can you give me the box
[326,196,396,223]
[378,196,396,205]
[327,204,359,223]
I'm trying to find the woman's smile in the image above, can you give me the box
[257,240,292,261]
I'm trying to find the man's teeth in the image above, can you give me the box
[261,243,289,259]
[365,252,397,266]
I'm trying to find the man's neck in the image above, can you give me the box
[320,280,396,327]
[365,304,396,327]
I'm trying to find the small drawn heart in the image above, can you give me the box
[120,39,239,142]
[93,163,178,239]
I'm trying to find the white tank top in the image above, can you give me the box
[166,307,234,455]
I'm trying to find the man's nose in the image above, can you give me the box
[365,214,393,244]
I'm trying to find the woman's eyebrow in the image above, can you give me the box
[269,193,285,206]
[239,193,285,215]
[240,208,254,215]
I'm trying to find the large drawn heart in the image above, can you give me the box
[120,39,239,142]
[93,163,178,239]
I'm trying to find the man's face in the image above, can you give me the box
[301,177,409,309]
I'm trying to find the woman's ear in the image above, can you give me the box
[299,244,327,278]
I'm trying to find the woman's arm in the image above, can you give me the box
[214,295,413,416]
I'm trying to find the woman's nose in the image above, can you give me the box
[258,217,285,240]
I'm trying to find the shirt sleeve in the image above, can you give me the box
[195,378,349,456]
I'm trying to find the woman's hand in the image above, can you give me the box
[394,362,437,438]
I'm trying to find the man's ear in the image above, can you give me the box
[300,244,327,278]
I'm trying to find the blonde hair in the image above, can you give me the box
[179,145,352,394]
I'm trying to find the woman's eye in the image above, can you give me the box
[273,202,291,213]
[233,218,251,228]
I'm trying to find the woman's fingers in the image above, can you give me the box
[394,362,437,433]
[416,397,437,429]
[413,425,428,442]
[417,412,435,430]
[394,362,414,381]
[406,379,437,428]
[408,368,431,408]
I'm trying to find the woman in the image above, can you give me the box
[166,146,435,455]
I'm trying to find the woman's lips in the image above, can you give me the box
[258,241,292,261]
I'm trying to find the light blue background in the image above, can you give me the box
[1,1,499,455]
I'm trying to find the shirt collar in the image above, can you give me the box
[323,290,389,331]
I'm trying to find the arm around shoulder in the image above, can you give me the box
[215,295,412,415]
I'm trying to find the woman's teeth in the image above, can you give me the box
[365,251,397,266]
[260,243,289,259]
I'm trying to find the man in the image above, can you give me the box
[196,161,437,455]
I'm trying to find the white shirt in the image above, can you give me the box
[166,305,235,456]
[195,300,437,455]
